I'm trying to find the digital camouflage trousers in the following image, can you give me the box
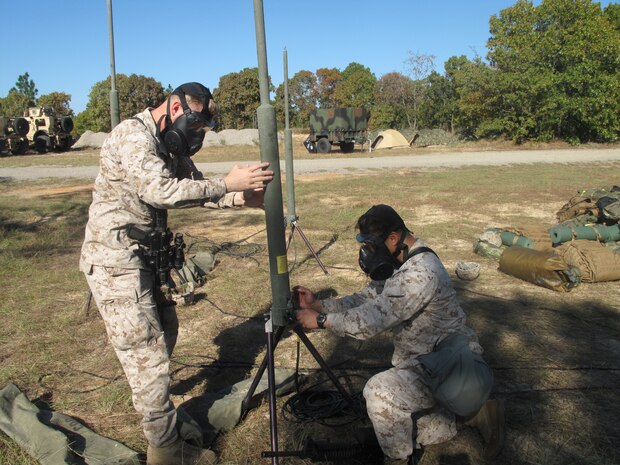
[85,264,180,447]
[363,364,457,460]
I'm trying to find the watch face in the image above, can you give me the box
[317,313,327,328]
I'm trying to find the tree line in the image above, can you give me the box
[1,0,618,144]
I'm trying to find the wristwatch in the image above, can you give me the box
[316,312,328,329]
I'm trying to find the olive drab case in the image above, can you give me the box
[418,333,493,418]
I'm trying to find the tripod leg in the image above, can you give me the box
[83,290,93,316]
[265,318,279,465]
[292,324,358,409]
[241,324,287,416]
[292,221,329,275]
[286,223,295,252]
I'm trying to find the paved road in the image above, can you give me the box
[1,148,619,180]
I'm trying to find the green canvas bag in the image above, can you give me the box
[418,333,493,418]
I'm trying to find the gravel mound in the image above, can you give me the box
[73,129,261,149]
[203,129,259,146]
[73,131,109,149]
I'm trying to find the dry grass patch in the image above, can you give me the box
[1,162,619,465]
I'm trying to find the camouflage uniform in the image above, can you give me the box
[323,240,483,460]
[80,109,235,447]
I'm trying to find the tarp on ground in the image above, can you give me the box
[371,129,413,150]
[0,383,139,465]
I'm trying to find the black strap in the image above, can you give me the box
[404,246,438,322]
[406,246,438,262]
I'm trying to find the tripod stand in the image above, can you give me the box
[286,217,329,275]
[281,48,329,277]
[250,7,352,462]
[241,315,359,464]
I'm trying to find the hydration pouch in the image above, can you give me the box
[418,333,493,418]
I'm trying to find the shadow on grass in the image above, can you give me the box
[170,315,269,396]
[450,287,618,465]
[277,286,620,465]
[167,279,619,464]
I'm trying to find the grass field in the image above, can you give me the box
[0,157,619,465]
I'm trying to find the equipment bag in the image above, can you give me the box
[178,251,215,286]
[498,246,581,292]
[556,185,620,223]
[418,333,493,418]
[556,240,620,283]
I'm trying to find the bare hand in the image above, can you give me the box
[295,308,320,329]
[242,188,265,208]
[292,285,322,311]
[224,162,273,192]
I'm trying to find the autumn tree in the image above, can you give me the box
[315,68,341,108]
[274,69,318,128]
[288,70,318,127]
[334,62,376,109]
[76,74,165,133]
[213,68,262,129]
[373,72,415,128]
[37,92,73,116]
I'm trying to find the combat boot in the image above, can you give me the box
[466,398,505,458]
[146,437,217,465]
[384,458,409,465]
[384,445,423,465]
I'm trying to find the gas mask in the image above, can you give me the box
[357,231,409,281]
[158,83,216,158]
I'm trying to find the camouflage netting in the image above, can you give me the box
[410,129,462,147]
[366,128,461,149]
[474,185,620,289]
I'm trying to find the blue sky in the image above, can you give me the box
[0,1,614,114]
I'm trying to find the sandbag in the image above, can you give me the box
[179,368,297,446]
[555,240,620,282]
[498,246,580,292]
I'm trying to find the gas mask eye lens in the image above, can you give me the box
[186,111,215,130]
[358,238,395,281]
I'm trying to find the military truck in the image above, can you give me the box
[0,117,30,155]
[26,107,73,153]
[304,107,368,154]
